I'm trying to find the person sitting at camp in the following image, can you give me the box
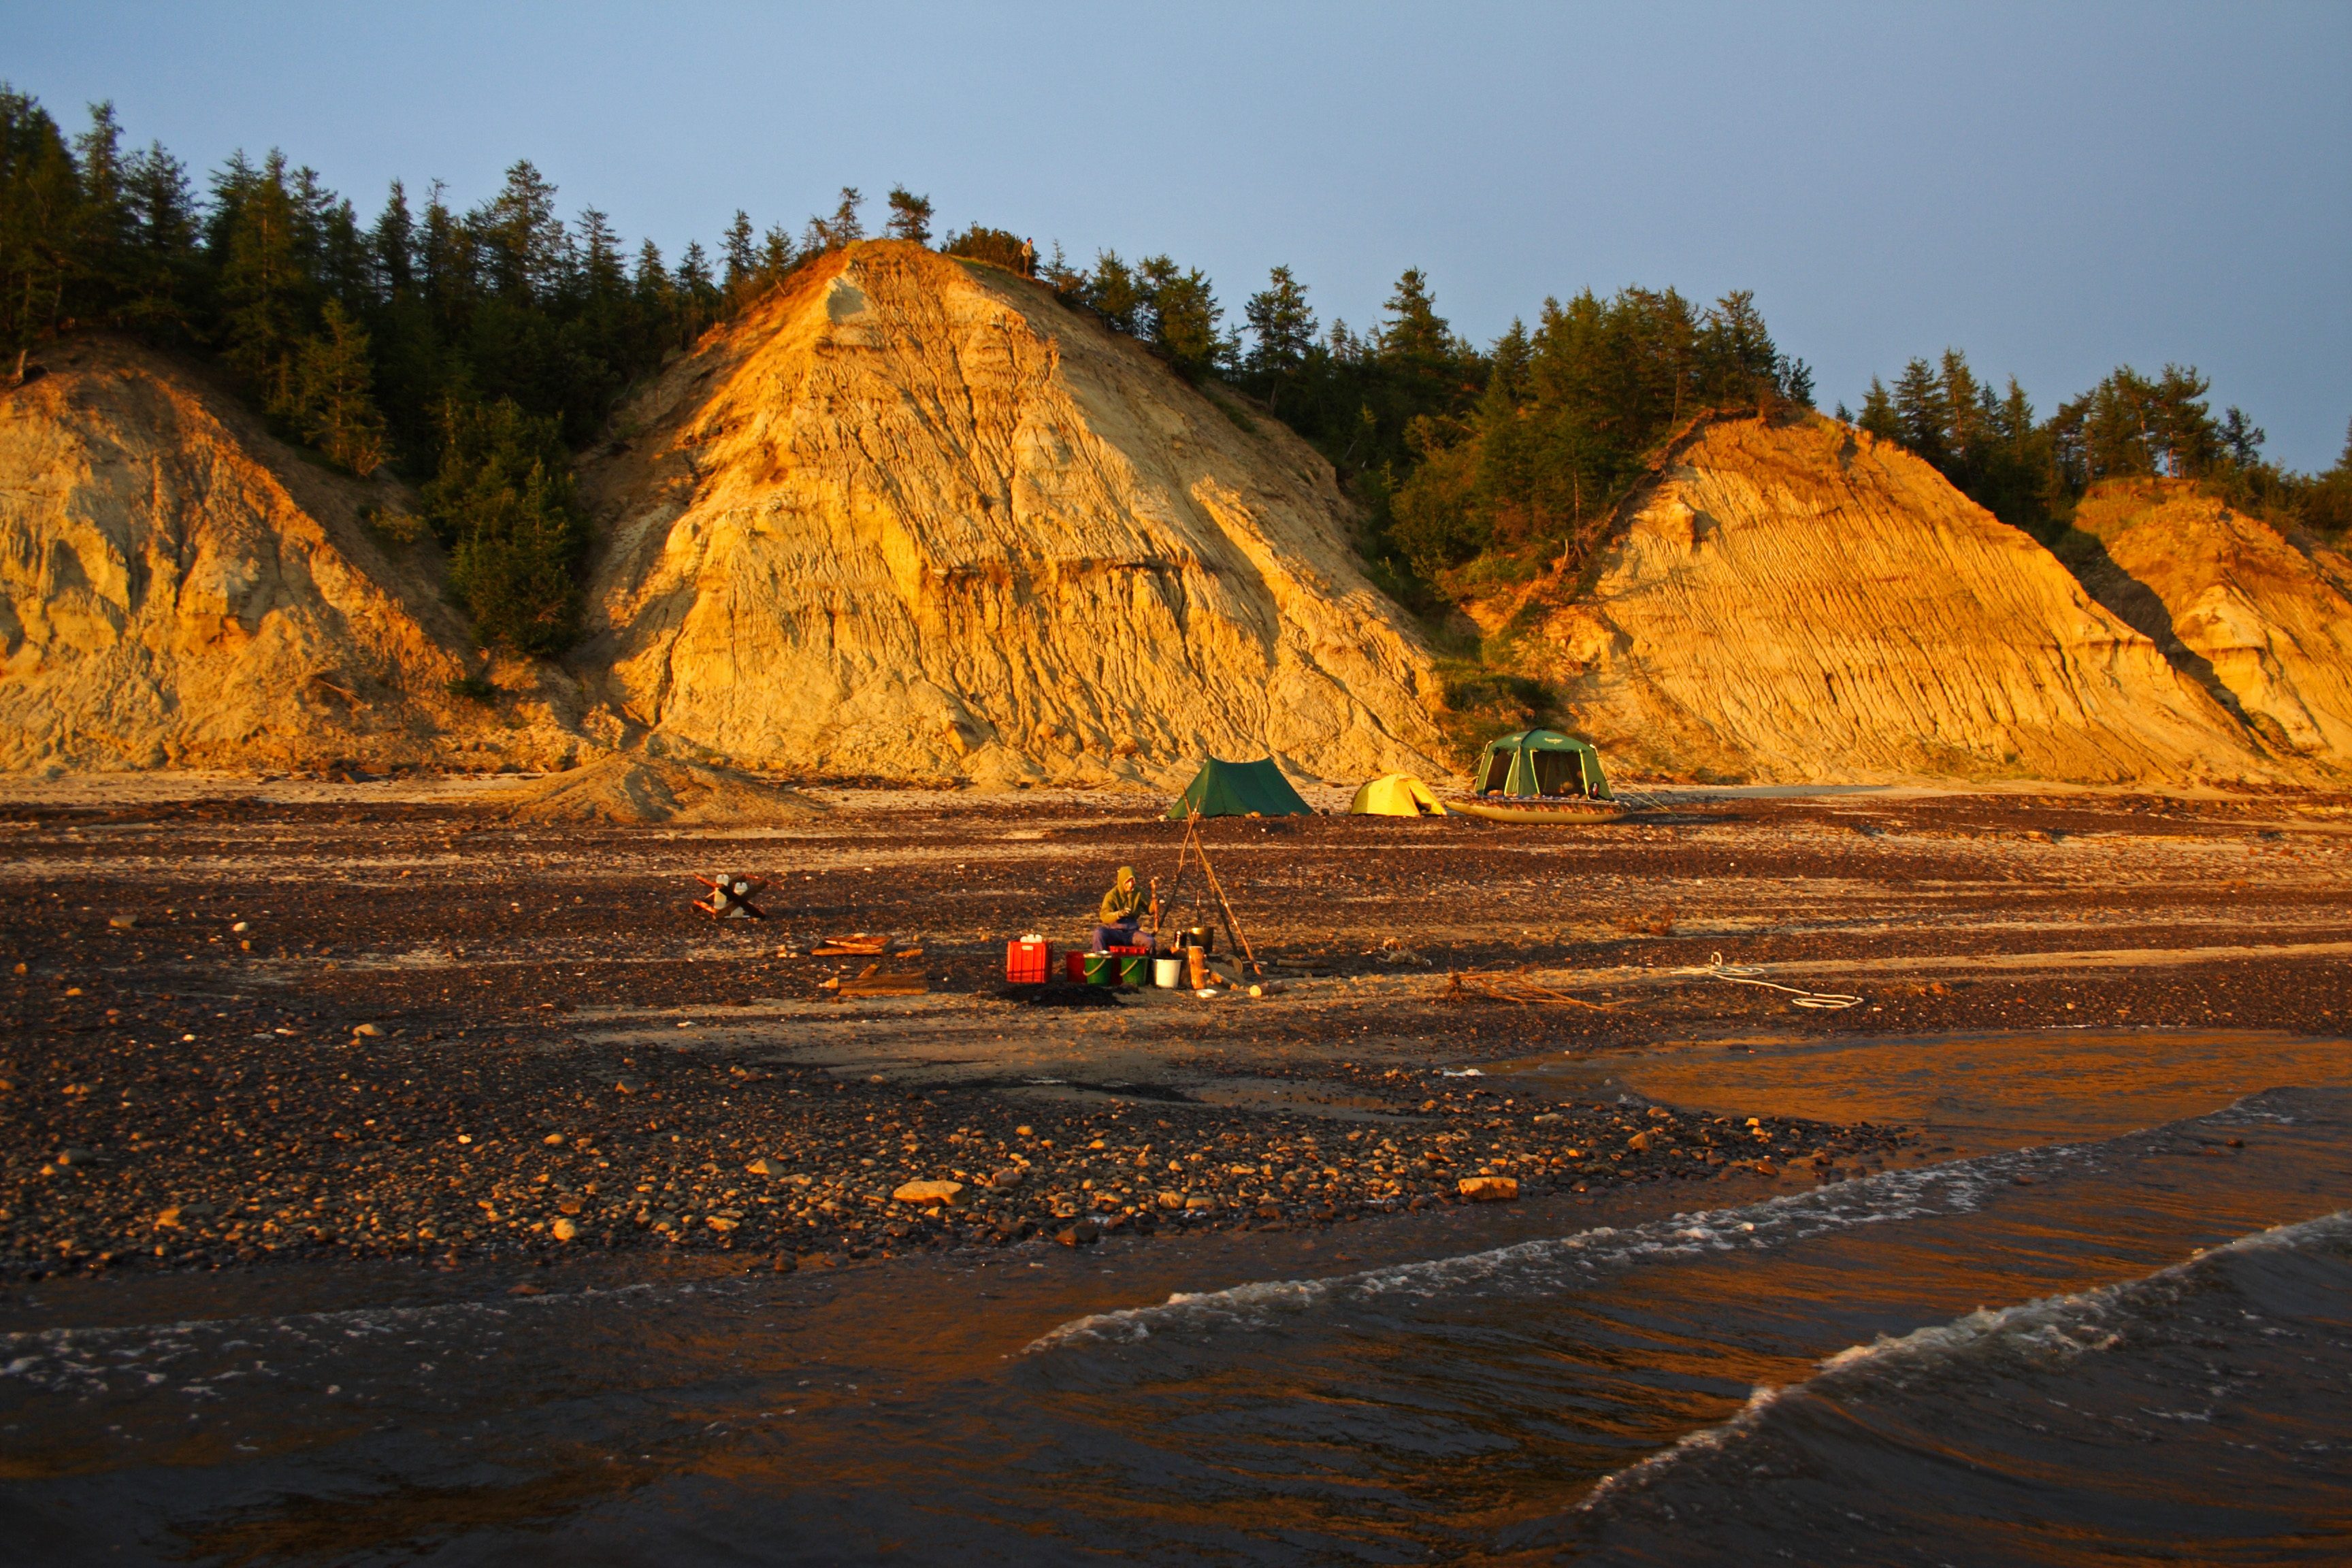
[1092,866,1153,953]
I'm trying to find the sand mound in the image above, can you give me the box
[2069,481,2352,771]
[500,755,826,826]
[1497,416,2282,785]
[0,337,576,772]
[571,240,1448,788]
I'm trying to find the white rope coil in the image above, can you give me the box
[1671,951,1863,1011]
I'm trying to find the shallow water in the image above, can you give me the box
[4,1030,2347,1565]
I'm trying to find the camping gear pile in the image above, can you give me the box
[693,871,769,918]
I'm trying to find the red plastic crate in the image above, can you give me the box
[1005,939,1052,985]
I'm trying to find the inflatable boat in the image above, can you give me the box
[1451,794,1628,825]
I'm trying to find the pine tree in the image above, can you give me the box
[71,101,133,313]
[290,299,389,474]
[2151,363,2218,477]
[424,395,587,654]
[417,180,472,339]
[2217,406,2266,469]
[370,180,414,296]
[806,187,864,252]
[1137,255,1226,380]
[1242,265,1317,397]
[1085,250,1143,335]
[632,239,670,314]
[2304,418,2352,537]
[1038,240,1083,295]
[1698,289,1776,404]
[1379,268,1451,362]
[0,88,84,370]
[1891,357,1946,470]
[675,240,716,342]
[476,160,564,304]
[721,210,757,295]
[759,223,796,281]
[212,150,311,408]
[1857,380,1897,442]
[885,186,933,245]
[575,208,623,306]
[119,137,199,339]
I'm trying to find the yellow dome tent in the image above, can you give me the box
[1348,773,1448,817]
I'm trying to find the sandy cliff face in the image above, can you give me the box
[0,338,570,772]
[573,241,1448,787]
[1505,417,2285,784]
[2069,481,2352,771]
[10,301,2337,796]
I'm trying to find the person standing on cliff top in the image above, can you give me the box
[1093,866,1153,952]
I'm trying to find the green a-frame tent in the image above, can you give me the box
[1166,757,1313,819]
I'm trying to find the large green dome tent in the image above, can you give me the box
[1165,757,1313,819]
[1473,730,1612,800]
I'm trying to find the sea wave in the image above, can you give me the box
[1025,1139,2098,1353]
[1575,1203,2352,1514]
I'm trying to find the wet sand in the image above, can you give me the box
[2,774,2346,1279]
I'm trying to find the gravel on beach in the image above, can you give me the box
[4,775,2342,1279]
[5,1014,1914,1277]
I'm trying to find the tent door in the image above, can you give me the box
[1477,752,1511,793]
[1533,750,1583,797]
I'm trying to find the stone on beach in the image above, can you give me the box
[893,1180,965,1207]
[1458,1177,1519,1202]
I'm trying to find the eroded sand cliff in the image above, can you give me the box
[572,242,1449,787]
[0,338,575,772]
[5,289,2343,795]
[1503,417,2298,785]
[2069,480,2352,770]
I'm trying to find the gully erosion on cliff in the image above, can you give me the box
[5,244,2345,792]
[565,240,1452,791]
[1473,412,2348,787]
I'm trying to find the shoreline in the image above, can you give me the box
[3,778,2345,1281]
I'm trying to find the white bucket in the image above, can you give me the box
[1154,956,1185,989]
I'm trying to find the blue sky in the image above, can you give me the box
[10,0,2349,467]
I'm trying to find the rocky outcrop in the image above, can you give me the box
[1500,416,2287,785]
[0,337,575,772]
[572,241,1448,788]
[2068,480,2352,772]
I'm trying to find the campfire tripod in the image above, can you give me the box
[1150,810,1262,979]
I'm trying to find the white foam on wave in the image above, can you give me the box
[1024,1141,2093,1354]
[1575,1203,2352,1514]
[0,1281,663,1399]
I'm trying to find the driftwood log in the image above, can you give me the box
[1441,970,1614,1011]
